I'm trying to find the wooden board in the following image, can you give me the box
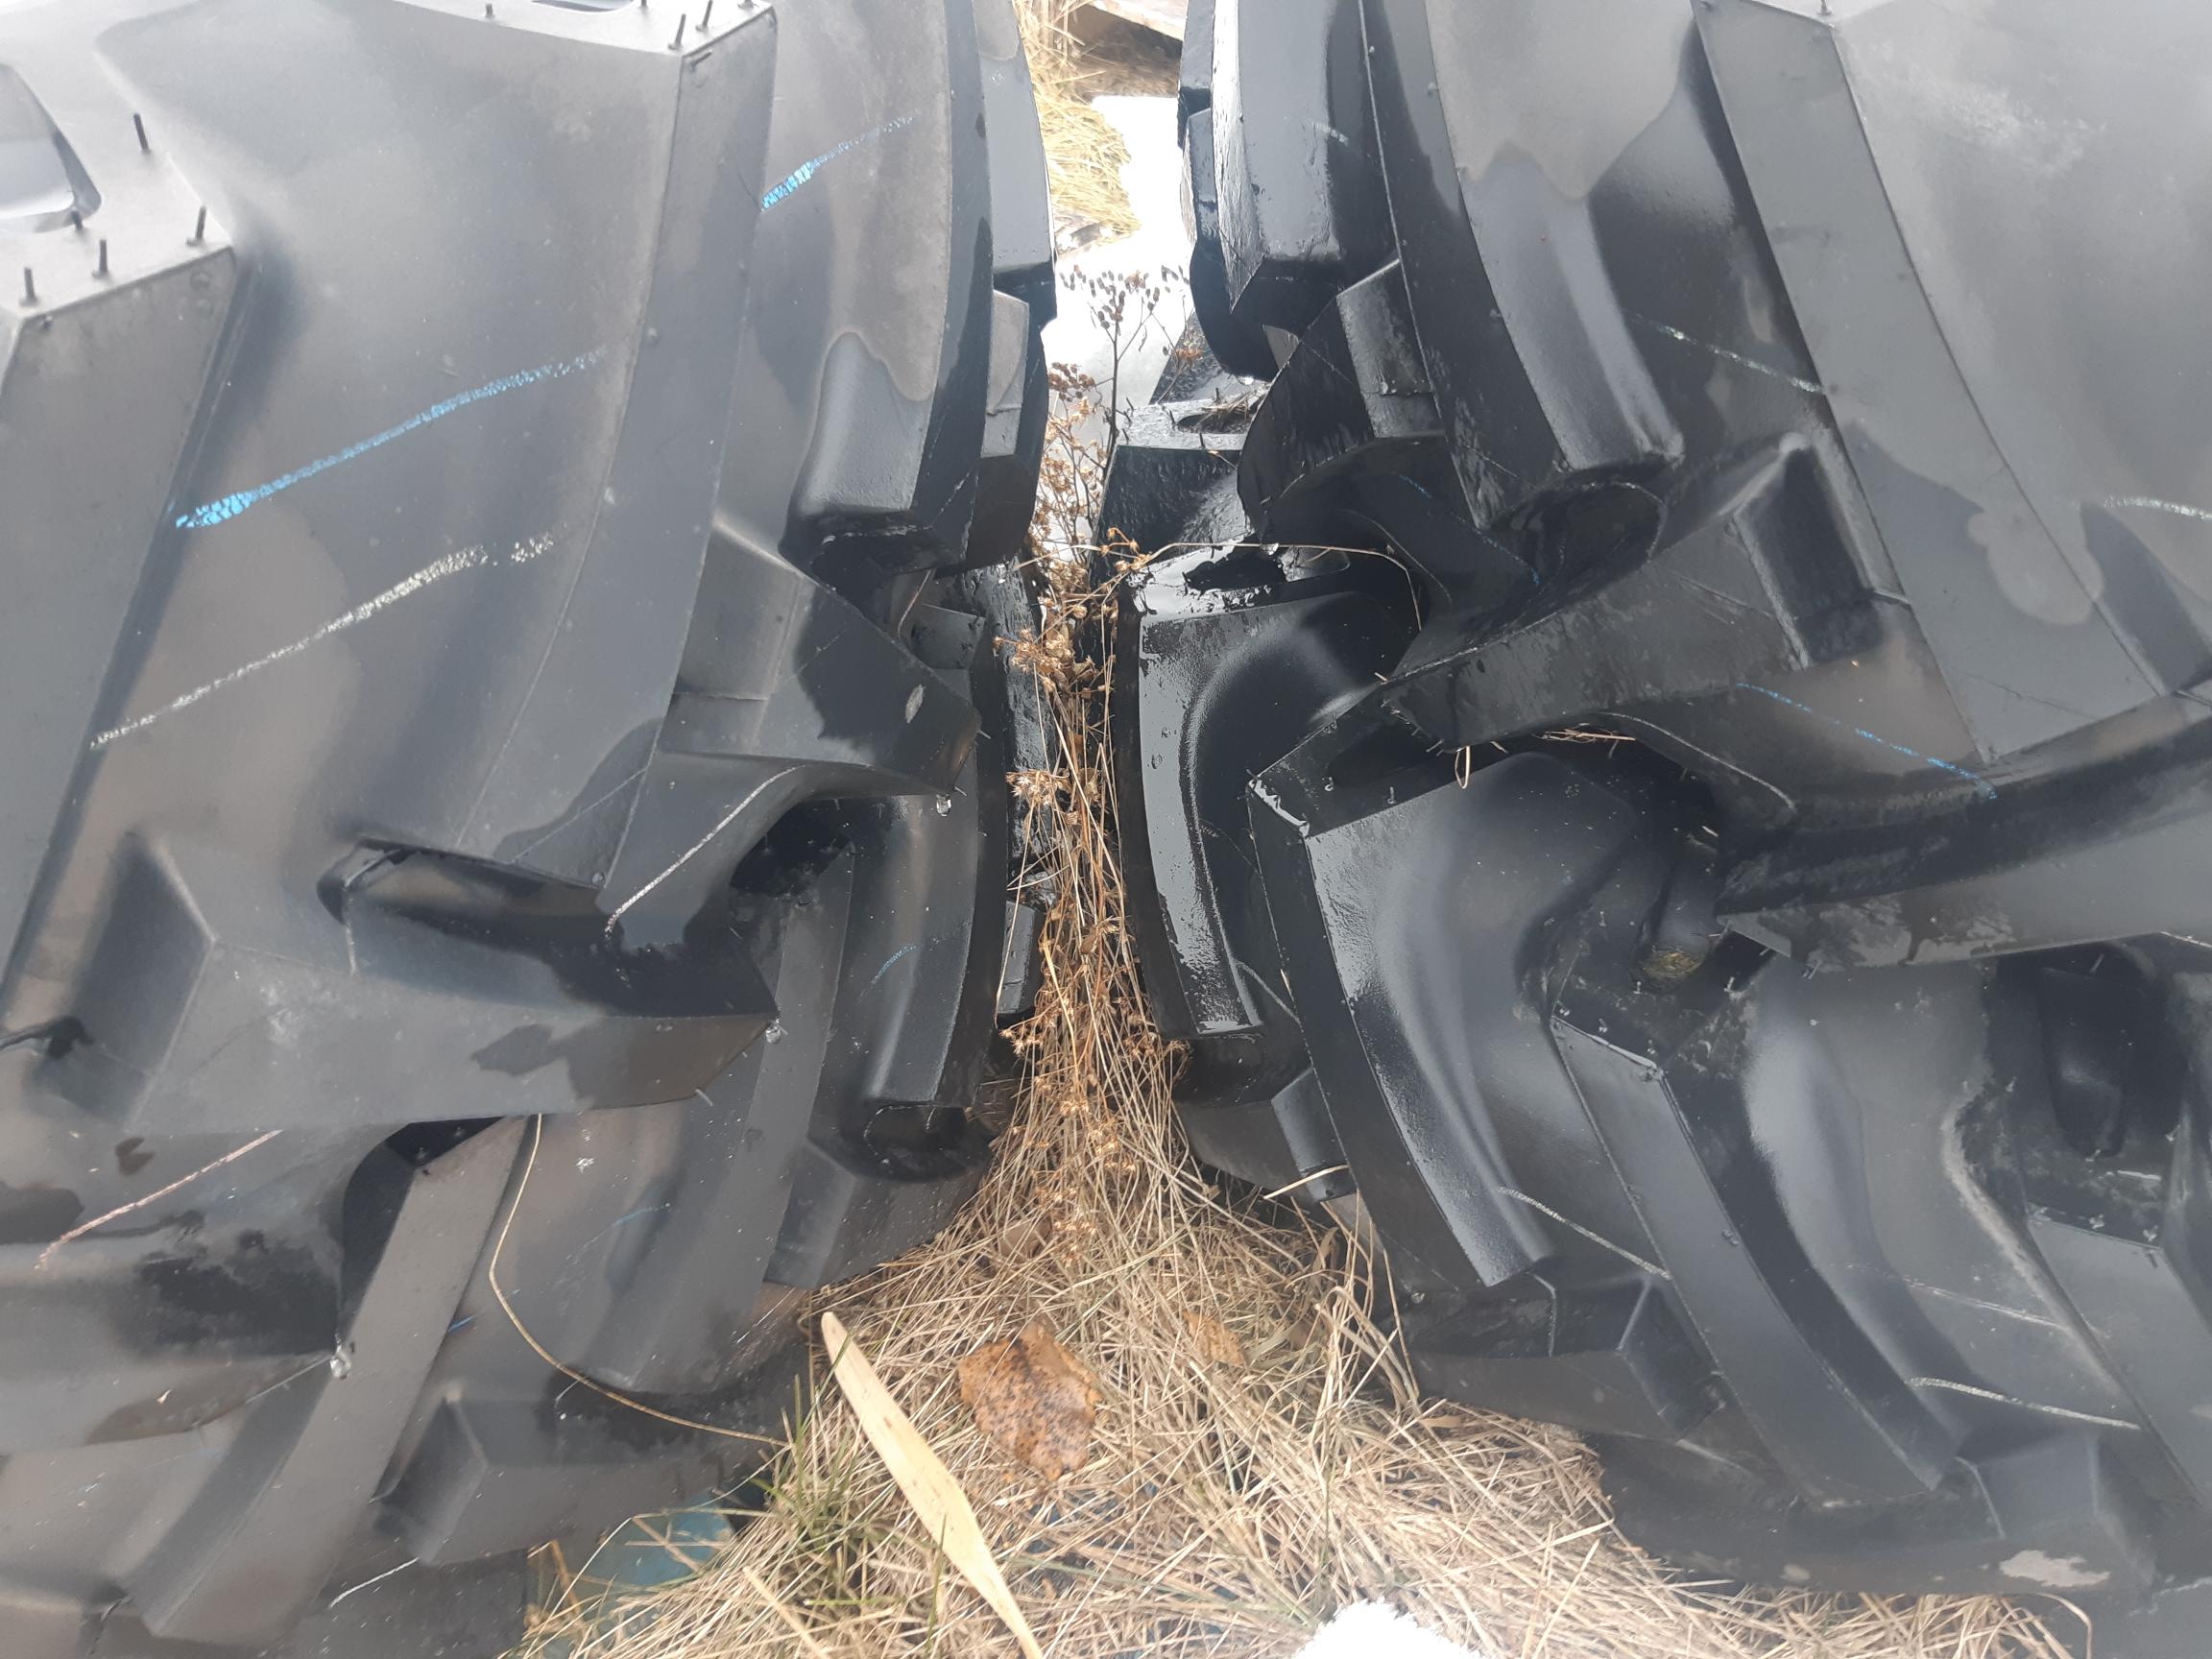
[1083,0,1186,42]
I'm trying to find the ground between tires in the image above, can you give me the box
[506,237,2075,1654]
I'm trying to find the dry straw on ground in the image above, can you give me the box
[514,341,2078,1658]
[1018,0,1179,244]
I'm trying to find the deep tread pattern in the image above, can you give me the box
[0,184,232,973]
[969,289,1051,572]
[974,0,1055,325]
[129,1124,526,1647]
[0,1,1052,1651]
[720,0,997,594]
[1209,0,1387,338]
[1112,542,1408,1197]
[1120,0,2212,1638]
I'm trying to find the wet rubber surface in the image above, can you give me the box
[0,0,1052,1650]
[1116,3,2212,1646]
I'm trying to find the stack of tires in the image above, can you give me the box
[0,0,1050,1652]
[1112,0,2212,1647]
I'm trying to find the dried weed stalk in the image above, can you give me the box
[517,342,2073,1659]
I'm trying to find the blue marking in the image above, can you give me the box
[173,348,606,531]
[869,942,920,989]
[1736,682,1996,799]
[446,1315,475,1334]
[760,114,917,211]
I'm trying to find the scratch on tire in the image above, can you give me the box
[506,760,651,864]
[1628,314,1822,396]
[93,536,555,749]
[1903,1278,2064,1330]
[1907,1376,2135,1431]
[172,351,605,531]
[1735,682,1997,799]
[760,114,918,210]
[2106,493,2212,524]
[602,777,782,939]
[870,942,920,989]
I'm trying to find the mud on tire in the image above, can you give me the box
[0,1,1052,1652]
[1113,2,2212,1647]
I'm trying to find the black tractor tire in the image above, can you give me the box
[1111,1,2212,1647]
[0,1,1051,1653]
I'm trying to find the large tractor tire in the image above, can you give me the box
[0,0,1051,1652]
[1112,0,2212,1647]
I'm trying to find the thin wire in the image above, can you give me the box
[1906,1376,2135,1431]
[485,1116,781,1448]
[1495,1186,1671,1281]
[36,1129,282,1269]
[0,1018,74,1055]
[326,1556,417,1608]
[1259,1165,1349,1203]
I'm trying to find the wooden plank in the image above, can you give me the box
[1083,0,1186,42]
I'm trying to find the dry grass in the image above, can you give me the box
[1019,0,1179,245]
[515,358,2077,1659]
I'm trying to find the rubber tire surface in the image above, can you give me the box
[0,1,1052,1653]
[1112,2,2212,1647]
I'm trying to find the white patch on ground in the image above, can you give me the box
[1297,1602,1489,1659]
[1998,1550,2112,1589]
[1040,93,1206,446]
